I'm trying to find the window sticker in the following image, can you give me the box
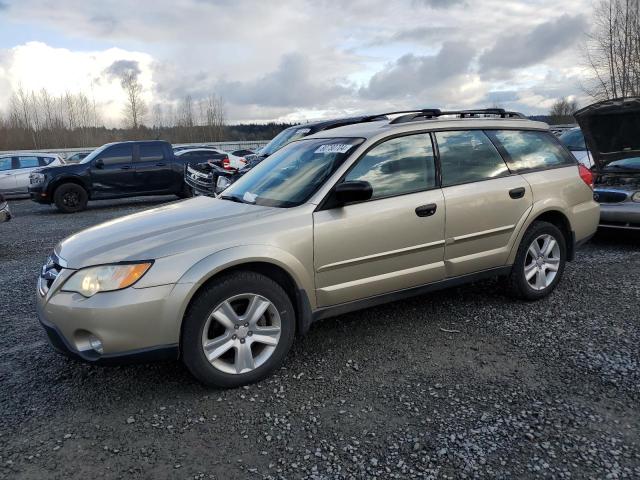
[296,128,311,134]
[243,191,257,203]
[314,144,353,154]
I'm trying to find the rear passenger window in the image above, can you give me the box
[345,133,436,199]
[0,158,12,171]
[139,144,164,162]
[488,130,575,172]
[436,130,509,186]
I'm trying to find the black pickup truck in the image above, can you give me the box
[29,140,192,212]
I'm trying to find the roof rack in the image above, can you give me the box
[384,108,526,124]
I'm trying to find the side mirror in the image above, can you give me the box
[94,158,104,169]
[334,181,373,205]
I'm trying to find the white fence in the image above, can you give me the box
[0,140,270,158]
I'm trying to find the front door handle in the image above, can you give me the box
[509,187,526,199]
[415,203,437,217]
[155,162,166,167]
[120,165,132,170]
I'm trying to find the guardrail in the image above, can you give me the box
[0,140,270,158]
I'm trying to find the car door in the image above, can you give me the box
[313,133,446,307]
[435,130,533,277]
[14,156,41,193]
[134,143,175,192]
[0,157,17,194]
[90,144,135,197]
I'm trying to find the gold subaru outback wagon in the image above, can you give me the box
[37,109,599,387]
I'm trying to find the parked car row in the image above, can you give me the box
[36,107,601,387]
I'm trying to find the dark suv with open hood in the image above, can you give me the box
[575,97,640,230]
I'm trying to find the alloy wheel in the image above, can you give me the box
[201,293,281,375]
[524,233,561,291]
[63,192,79,207]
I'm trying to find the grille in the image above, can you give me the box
[594,190,628,203]
[39,254,62,296]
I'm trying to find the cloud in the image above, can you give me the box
[367,26,456,46]
[412,0,465,8]
[479,14,588,74]
[104,59,141,84]
[216,53,352,108]
[359,41,475,100]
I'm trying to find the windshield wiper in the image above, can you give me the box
[220,195,248,204]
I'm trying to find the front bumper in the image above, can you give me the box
[28,184,50,204]
[37,277,180,363]
[599,202,640,230]
[184,166,216,196]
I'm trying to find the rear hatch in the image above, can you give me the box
[574,97,640,175]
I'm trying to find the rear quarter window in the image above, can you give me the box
[488,130,575,172]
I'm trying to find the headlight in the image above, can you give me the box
[216,176,231,192]
[62,262,152,297]
[30,172,45,184]
[632,192,640,202]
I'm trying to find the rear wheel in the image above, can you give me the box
[182,271,295,388]
[506,221,567,300]
[53,183,88,213]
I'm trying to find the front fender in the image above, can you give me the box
[162,245,315,342]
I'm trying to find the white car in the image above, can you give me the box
[558,127,594,168]
[0,153,64,197]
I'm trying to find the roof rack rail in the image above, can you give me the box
[387,108,526,124]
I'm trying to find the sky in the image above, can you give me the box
[0,0,593,125]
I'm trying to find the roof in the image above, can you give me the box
[307,116,550,141]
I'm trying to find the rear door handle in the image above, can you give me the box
[509,187,526,199]
[415,203,437,217]
[120,165,132,170]
[155,162,166,166]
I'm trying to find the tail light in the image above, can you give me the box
[578,164,594,189]
[222,156,231,170]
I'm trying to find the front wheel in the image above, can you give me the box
[506,221,567,300]
[176,183,193,199]
[53,183,88,213]
[182,271,296,388]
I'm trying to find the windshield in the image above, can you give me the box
[222,137,364,208]
[603,157,640,171]
[80,144,109,164]
[559,128,586,151]
[261,126,313,156]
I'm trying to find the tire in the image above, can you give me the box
[506,221,567,300]
[53,183,88,213]
[182,271,296,388]
[176,183,193,199]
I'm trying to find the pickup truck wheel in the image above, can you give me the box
[176,183,193,199]
[506,221,566,300]
[53,183,88,213]
[182,271,295,388]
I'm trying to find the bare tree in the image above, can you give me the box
[583,0,640,99]
[205,94,226,141]
[121,72,147,129]
[548,97,579,124]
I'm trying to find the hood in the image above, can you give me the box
[34,162,85,175]
[574,97,640,172]
[55,196,279,268]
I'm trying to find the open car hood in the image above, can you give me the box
[574,97,640,171]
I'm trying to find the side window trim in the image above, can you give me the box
[432,129,512,188]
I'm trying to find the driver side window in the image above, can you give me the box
[344,133,436,200]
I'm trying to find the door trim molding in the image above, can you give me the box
[448,224,515,244]
[316,239,446,272]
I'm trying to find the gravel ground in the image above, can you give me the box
[0,197,639,479]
